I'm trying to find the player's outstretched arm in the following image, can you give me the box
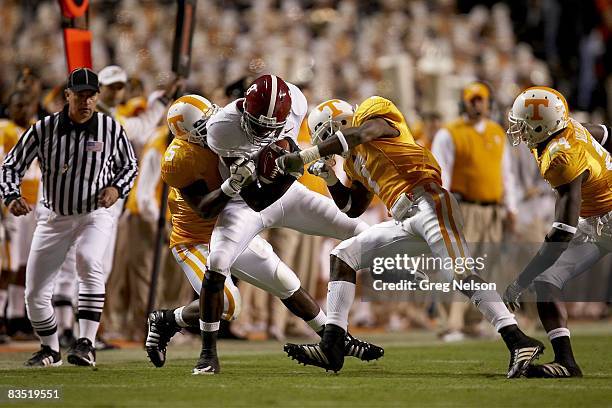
[503,171,585,310]
[180,179,231,219]
[276,118,398,173]
[307,160,373,217]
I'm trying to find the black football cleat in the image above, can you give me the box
[285,324,347,373]
[344,332,384,362]
[146,310,180,368]
[524,361,583,378]
[507,337,545,378]
[67,337,96,367]
[24,345,62,368]
[192,352,220,375]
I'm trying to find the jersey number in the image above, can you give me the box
[165,145,180,162]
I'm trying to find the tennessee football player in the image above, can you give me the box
[277,95,544,377]
[502,87,612,378]
[195,75,384,374]
[145,95,383,372]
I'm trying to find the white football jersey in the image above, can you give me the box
[207,82,308,160]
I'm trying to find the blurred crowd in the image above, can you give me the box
[0,0,610,346]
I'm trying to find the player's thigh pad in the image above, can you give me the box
[207,197,265,275]
[534,234,604,290]
[230,235,301,299]
[270,182,367,239]
[331,220,428,272]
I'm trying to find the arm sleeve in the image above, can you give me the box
[136,148,162,223]
[430,128,455,190]
[122,96,168,151]
[0,124,39,203]
[502,142,519,214]
[111,127,139,198]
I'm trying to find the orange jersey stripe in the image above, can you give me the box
[424,184,456,259]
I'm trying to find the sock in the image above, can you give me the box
[0,289,7,318]
[200,320,219,356]
[326,281,355,332]
[173,307,188,328]
[548,328,576,365]
[470,289,517,331]
[77,293,105,344]
[31,315,59,352]
[306,310,327,334]
[7,284,25,319]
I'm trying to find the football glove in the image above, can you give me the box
[308,159,339,186]
[221,157,256,197]
[503,281,525,312]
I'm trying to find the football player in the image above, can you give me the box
[193,75,380,375]
[145,95,382,371]
[277,96,544,377]
[502,87,612,378]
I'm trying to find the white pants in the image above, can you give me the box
[332,183,470,282]
[4,209,37,271]
[207,182,367,276]
[535,212,612,289]
[25,206,115,336]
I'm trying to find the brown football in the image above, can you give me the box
[257,139,291,184]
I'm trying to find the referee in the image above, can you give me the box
[0,67,138,367]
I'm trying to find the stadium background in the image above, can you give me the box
[0,2,611,405]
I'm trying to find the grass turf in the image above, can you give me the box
[0,326,611,407]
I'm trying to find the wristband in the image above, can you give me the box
[340,196,352,213]
[335,130,349,153]
[299,146,321,165]
[600,124,608,147]
[220,179,238,197]
[552,222,577,234]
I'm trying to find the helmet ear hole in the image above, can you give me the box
[534,125,542,133]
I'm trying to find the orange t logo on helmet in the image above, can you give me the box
[524,98,549,120]
[318,99,343,117]
[167,114,185,136]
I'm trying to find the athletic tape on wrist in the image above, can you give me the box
[335,130,349,153]
[220,179,238,197]
[299,146,321,164]
[552,222,577,234]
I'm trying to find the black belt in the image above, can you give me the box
[452,193,501,207]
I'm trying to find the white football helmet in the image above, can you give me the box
[507,86,569,149]
[308,99,355,146]
[166,94,218,146]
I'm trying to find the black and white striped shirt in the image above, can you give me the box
[0,106,138,215]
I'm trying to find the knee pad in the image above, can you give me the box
[75,250,103,276]
[206,250,232,276]
[274,261,301,300]
[330,237,360,271]
[203,270,226,293]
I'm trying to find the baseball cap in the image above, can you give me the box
[67,67,99,92]
[98,65,128,86]
[462,82,490,103]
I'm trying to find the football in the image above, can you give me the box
[256,139,291,184]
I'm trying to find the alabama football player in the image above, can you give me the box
[195,75,375,375]
[502,87,612,378]
[277,96,544,377]
[145,95,382,371]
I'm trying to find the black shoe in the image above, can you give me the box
[344,332,384,361]
[507,337,545,378]
[192,351,220,375]
[524,361,583,378]
[59,329,76,349]
[285,324,346,373]
[146,310,180,368]
[24,345,62,367]
[67,337,96,366]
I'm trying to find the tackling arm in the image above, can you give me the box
[180,179,231,219]
[583,123,611,153]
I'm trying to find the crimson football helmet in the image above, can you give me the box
[241,74,292,146]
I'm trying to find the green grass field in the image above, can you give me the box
[1,324,611,407]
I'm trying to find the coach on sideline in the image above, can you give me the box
[0,67,138,367]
